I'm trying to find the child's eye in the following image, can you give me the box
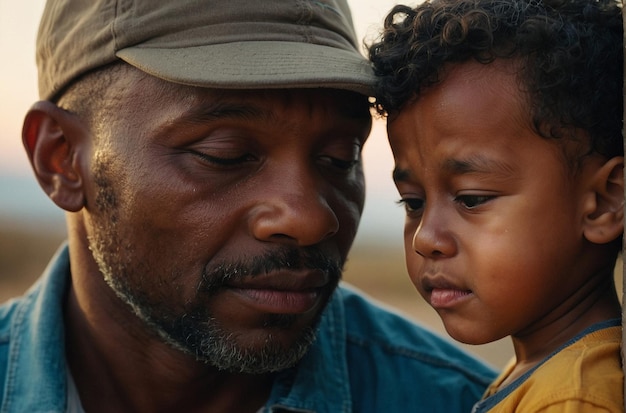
[456,195,494,209]
[397,198,424,214]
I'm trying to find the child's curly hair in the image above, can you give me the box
[368,0,623,158]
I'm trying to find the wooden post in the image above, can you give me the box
[623,3,626,406]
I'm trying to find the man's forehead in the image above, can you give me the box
[110,69,371,120]
[97,69,371,141]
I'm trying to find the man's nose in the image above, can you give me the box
[248,167,340,247]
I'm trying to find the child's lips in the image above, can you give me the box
[422,275,473,309]
[429,288,473,308]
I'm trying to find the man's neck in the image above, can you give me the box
[64,282,274,413]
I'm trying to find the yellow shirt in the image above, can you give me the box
[472,320,623,413]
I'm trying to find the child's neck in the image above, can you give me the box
[502,274,620,388]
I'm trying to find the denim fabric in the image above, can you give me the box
[0,245,69,413]
[0,244,496,412]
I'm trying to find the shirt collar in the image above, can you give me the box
[4,244,70,412]
[265,287,352,412]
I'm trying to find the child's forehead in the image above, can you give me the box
[392,60,530,135]
[403,59,589,151]
[437,59,524,101]
[388,59,580,177]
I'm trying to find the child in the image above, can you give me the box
[369,0,624,411]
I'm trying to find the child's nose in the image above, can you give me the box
[411,208,457,259]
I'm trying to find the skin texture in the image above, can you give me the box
[388,60,623,385]
[22,67,371,412]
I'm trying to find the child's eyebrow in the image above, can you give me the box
[392,155,515,184]
[443,156,514,177]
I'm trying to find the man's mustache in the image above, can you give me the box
[198,247,343,292]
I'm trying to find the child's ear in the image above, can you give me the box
[22,101,89,212]
[582,156,624,244]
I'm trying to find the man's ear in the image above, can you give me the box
[582,156,624,244]
[22,101,89,212]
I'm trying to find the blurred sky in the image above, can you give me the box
[0,0,411,240]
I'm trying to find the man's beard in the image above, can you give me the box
[87,163,342,374]
[158,248,341,373]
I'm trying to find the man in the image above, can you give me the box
[0,0,495,412]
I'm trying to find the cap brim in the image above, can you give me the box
[116,41,375,96]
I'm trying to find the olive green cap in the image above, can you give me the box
[36,0,375,100]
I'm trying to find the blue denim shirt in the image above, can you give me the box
[0,244,496,412]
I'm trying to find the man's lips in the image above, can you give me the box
[225,270,329,314]
[230,288,322,314]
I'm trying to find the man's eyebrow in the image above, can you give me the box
[174,102,266,126]
[392,167,411,183]
[171,100,370,127]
